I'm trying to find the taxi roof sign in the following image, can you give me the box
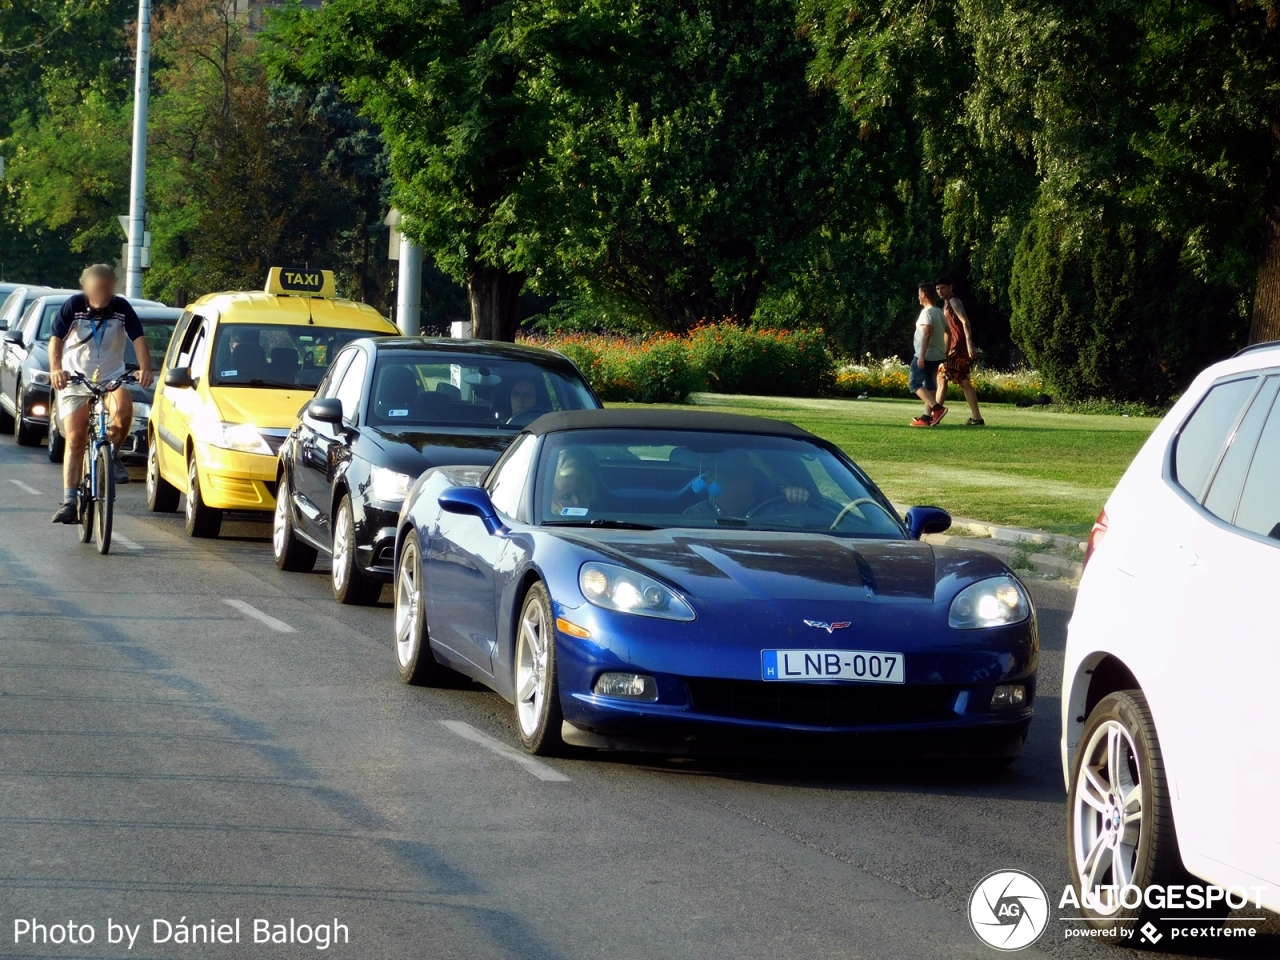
[265,267,336,298]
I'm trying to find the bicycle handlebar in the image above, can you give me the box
[64,372,138,396]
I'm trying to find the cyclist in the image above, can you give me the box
[49,265,154,524]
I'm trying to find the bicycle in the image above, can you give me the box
[65,371,136,555]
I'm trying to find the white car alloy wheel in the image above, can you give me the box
[332,505,352,594]
[1072,718,1143,912]
[394,539,421,669]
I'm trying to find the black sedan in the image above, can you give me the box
[0,291,172,449]
[273,337,601,604]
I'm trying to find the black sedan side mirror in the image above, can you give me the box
[905,505,951,540]
[164,367,194,389]
[307,397,344,424]
[438,486,505,535]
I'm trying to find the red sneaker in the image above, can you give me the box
[910,414,933,427]
[931,405,949,425]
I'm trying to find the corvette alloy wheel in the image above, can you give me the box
[393,533,451,686]
[513,583,564,755]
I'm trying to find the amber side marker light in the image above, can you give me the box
[555,617,591,639]
[1083,509,1108,570]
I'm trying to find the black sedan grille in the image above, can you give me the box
[684,678,960,726]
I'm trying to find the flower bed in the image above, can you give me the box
[833,356,1047,405]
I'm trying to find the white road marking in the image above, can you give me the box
[111,533,143,550]
[440,720,570,782]
[222,599,295,633]
[7,479,40,496]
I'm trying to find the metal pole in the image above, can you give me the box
[125,0,151,298]
[396,233,422,336]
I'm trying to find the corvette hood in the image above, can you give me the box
[554,530,987,603]
[209,387,315,429]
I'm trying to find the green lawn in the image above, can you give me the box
[608,394,1161,537]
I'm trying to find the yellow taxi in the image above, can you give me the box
[146,268,398,537]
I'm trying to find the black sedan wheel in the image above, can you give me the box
[514,583,565,756]
[47,394,64,462]
[14,383,40,446]
[331,494,381,605]
[394,532,455,686]
[272,472,317,572]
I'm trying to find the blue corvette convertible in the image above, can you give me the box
[393,410,1038,760]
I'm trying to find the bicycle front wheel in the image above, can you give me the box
[77,447,94,545]
[94,442,114,554]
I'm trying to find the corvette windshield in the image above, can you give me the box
[366,354,597,429]
[535,429,905,538]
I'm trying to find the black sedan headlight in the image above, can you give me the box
[948,575,1031,629]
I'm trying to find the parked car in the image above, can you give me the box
[273,338,601,605]
[0,283,56,332]
[47,305,183,464]
[392,409,1039,759]
[1062,340,1280,929]
[146,267,398,538]
[0,291,163,446]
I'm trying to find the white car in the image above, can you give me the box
[1062,340,1280,927]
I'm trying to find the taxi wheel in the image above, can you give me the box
[332,494,381,605]
[394,531,455,686]
[184,454,222,538]
[146,434,179,513]
[273,472,316,572]
[514,583,566,756]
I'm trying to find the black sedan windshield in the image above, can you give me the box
[367,354,596,430]
[535,429,905,538]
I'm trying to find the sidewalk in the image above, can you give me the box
[894,505,1087,581]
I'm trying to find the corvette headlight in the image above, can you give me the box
[371,466,414,503]
[579,562,695,621]
[200,421,272,455]
[30,370,51,385]
[948,575,1031,629]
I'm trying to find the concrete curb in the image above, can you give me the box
[893,503,1086,580]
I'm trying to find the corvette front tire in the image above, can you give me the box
[513,582,565,756]
[394,532,455,687]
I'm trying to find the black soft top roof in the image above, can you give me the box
[525,408,817,439]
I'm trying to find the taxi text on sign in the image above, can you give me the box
[264,267,336,298]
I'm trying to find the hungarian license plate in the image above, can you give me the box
[761,649,905,683]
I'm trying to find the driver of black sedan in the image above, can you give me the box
[684,451,810,518]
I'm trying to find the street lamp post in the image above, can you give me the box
[124,0,151,298]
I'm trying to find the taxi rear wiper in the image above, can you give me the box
[542,519,658,530]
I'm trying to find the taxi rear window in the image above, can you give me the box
[209,325,370,389]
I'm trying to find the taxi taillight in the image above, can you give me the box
[1083,509,1108,570]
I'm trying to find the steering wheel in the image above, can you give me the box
[829,497,896,531]
[744,494,801,518]
[505,406,552,427]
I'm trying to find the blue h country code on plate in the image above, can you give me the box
[761,649,905,683]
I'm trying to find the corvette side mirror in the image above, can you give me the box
[164,367,193,389]
[439,486,505,535]
[905,505,951,540]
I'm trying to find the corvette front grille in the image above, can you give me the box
[683,678,960,726]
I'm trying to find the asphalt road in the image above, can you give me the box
[1,433,1275,960]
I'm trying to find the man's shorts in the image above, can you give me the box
[908,357,941,392]
[943,351,972,382]
[57,382,128,419]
